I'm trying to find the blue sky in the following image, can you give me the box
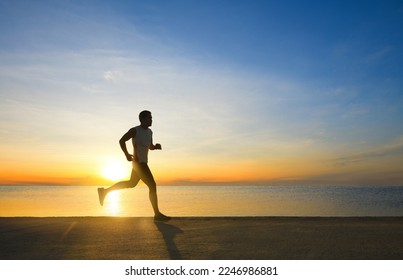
[1,0,403,185]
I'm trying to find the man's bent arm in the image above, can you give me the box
[149,136,162,150]
[119,128,136,161]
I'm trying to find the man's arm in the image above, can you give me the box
[119,128,136,161]
[149,136,162,150]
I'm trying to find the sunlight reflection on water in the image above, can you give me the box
[105,191,121,216]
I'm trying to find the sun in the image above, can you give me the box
[101,160,128,181]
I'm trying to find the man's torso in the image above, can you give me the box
[132,125,152,163]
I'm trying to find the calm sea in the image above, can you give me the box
[0,185,402,217]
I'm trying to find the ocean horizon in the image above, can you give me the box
[1,185,403,217]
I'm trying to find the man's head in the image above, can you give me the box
[139,110,152,127]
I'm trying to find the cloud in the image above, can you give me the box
[330,136,403,166]
[362,46,393,64]
[103,70,122,82]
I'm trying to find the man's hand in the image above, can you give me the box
[154,143,162,150]
[125,153,134,161]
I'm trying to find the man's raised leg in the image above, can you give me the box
[98,169,140,206]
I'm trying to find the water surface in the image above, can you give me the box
[0,185,402,217]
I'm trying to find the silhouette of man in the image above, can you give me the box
[98,110,170,222]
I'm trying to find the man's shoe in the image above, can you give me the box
[98,188,106,206]
[154,213,171,222]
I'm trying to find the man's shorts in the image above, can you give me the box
[131,161,156,190]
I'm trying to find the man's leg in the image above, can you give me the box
[98,169,140,206]
[138,163,170,221]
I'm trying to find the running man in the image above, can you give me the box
[98,110,170,222]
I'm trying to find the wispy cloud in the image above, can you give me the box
[362,46,394,64]
[103,70,123,82]
[330,136,403,166]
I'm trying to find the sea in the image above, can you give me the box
[0,185,402,217]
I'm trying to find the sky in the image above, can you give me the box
[1,0,403,186]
